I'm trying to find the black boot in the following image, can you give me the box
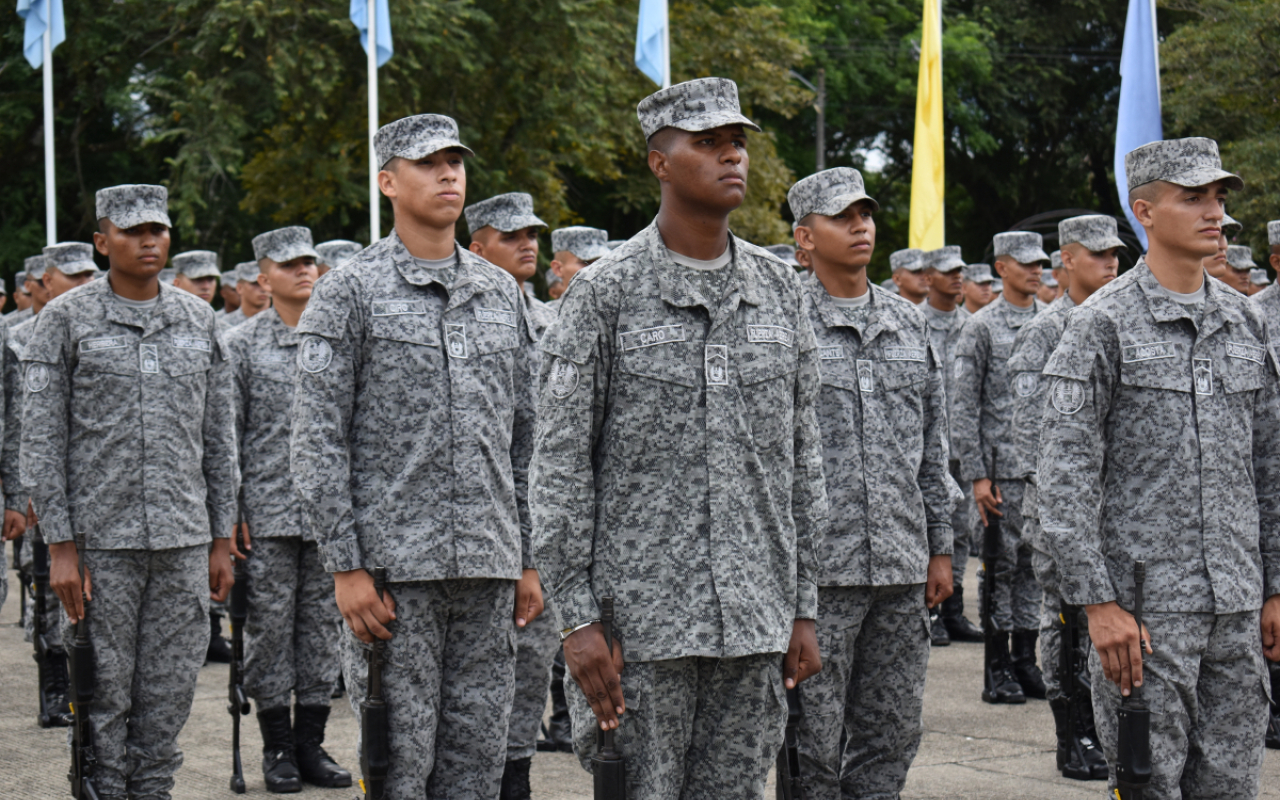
[257,707,302,793]
[1074,695,1109,779]
[982,632,1026,705]
[941,586,984,642]
[499,756,533,800]
[38,651,74,728]
[293,704,352,788]
[538,648,574,753]
[1011,629,1047,699]
[1050,698,1104,780]
[929,607,951,647]
[206,611,232,664]
[330,672,345,699]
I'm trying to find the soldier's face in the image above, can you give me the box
[995,257,1041,300]
[93,221,170,279]
[1135,180,1228,260]
[1201,232,1229,277]
[962,280,992,308]
[925,266,963,299]
[1224,267,1252,294]
[262,256,318,303]
[28,276,51,307]
[238,278,271,310]
[44,268,95,300]
[1062,244,1118,297]
[891,268,929,302]
[551,252,590,285]
[14,291,31,311]
[380,150,467,231]
[651,125,749,213]
[174,273,218,303]
[220,283,241,311]
[797,201,876,272]
[471,227,540,283]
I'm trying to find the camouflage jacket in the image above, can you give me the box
[525,292,557,341]
[804,279,952,587]
[530,222,828,662]
[1006,293,1076,484]
[1252,281,1280,331]
[218,307,247,333]
[224,308,310,541]
[2,317,26,513]
[3,307,32,329]
[920,300,970,453]
[1038,261,1280,613]
[289,231,537,581]
[952,295,1044,481]
[20,279,238,549]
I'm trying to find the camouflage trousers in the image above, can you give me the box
[568,652,786,800]
[797,584,931,799]
[949,461,977,588]
[1031,541,1065,703]
[244,537,341,710]
[341,577,516,799]
[1090,610,1270,799]
[65,546,209,800]
[975,479,1041,632]
[506,597,559,761]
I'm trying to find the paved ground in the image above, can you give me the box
[3,550,1277,799]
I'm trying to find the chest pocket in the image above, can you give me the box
[75,338,137,377]
[1119,355,1190,393]
[370,315,439,348]
[250,352,294,385]
[1222,339,1265,395]
[164,344,213,378]
[737,342,798,452]
[617,352,698,388]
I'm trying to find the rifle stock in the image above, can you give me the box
[360,567,390,799]
[591,597,625,800]
[774,686,804,800]
[1115,561,1151,800]
[981,448,1002,701]
[228,517,250,794]
[31,529,56,727]
[68,534,101,800]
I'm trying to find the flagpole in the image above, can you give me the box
[43,25,55,246]
[367,0,380,244]
[662,0,670,89]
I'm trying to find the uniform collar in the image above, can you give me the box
[921,298,964,329]
[643,221,765,312]
[386,229,498,312]
[100,278,200,338]
[993,295,1038,328]
[261,307,302,347]
[806,277,901,344]
[1134,258,1243,337]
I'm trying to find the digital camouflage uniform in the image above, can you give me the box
[22,184,237,800]
[315,239,363,272]
[218,261,258,333]
[4,304,33,328]
[290,116,536,795]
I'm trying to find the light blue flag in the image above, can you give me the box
[635,0,667,87]
[1114,0,1162,251]
[16,0,66,69]
[350,0,393,68]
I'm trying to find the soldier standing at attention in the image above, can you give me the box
[1007,215,1122,780]
[5,265,37,326]
[547,226,611,311]
[530,77,826,799]
[172,250,222,305]
[222,259,272,330]
[1039,138,1280,798]
[789,167,953,797]
[220,269,241,316]
[289,114,542,799]
[225,226,351,792]
[953,230,1049,702]
[315,240,363,279]
[890,248,929,305]
[465,192,558,340]
[960,263,995,314]
[26,184,237,800]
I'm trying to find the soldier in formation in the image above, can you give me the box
[546,226,610,311]
[172,250,222,305]
[889,248,929,305]
[465,192,558,341]
[960,262,994,314]
[315,239,362,278]
[5,266,36,326]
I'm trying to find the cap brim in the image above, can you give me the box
[385,139,475,167]
[182,266,223,279]
[668,112,762,135]
[1164,168,1244,193]
[813,192,881,215]
[574,244,611,262]
[1006,247,1051,265]
[1078,236,1128,252]
[107,211,172,230]
[1229,261,1256,271]
[264,244,320,264]
[58,261,99,275]
[931,256,965,271]
[490,215,548,233]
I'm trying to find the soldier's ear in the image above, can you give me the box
[793,225,816,252]
[648,148,670,182]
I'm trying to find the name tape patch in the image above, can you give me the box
[475,307,517,327]
[882,346,926,362]
[372,299,427,317]
[819,346,844,360]
[171,336,211,352]
[1226,342,1264,364]
[620,325,686,351]
[746,325,796,348]
[992,331,1017,345]
[252,352,291,364]
[1122,341,1175,363]
[80,336,127,353]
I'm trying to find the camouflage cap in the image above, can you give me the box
[315,239,363,269]
[607,240,626,251]
[546,272,563,286]
[550,226,610,262]
[925,245,965,271]
[889,248,926,273]
[464,193,547,236]
[44,242,97,276]
[252,226,318,264]
[993,231,1050,265]
[1050,251,1062,269]
[991,277,1004,293]
[1268,220,1280,246]
[15,270,28,286]
[1058,214,1126,252]
[787,168,880,222]
[221,269,239,284]
[159,267,177,284]
[95,184,172,229]
[636,77,762,140]
[1042,267,1059,288]
[171,250,221,279]
[963,263,994,283]
[1124,137,1243,193]
[879,278,899,295]
[765,244,800,267]
[1222,213,1242,236]
[235,260,261,283]
[1226,245,1256,271]
[374,114,473,169]
[1251,268,1271,286]
[22,256,45,280]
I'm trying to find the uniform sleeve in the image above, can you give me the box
[227,334,249,512]
[20,311,71,544]
[1254,341,1280,601]
[2,331,23,513]
[511,294,538,571]
[919,339,954,556]
[529,280,610,632]
[1007,325,1050,482]
[790,309,829,620]
[952,317,991,482]
[201,318,239,540]
[290,273,362,573]
[1036,308,1117,606]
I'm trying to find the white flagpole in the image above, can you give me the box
[43,25,55,246]
[662,0,670,89]
[367,1,380,244]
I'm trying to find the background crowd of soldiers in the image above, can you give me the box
[1,75,1278,800]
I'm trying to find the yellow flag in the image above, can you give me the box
[909,0,944,250]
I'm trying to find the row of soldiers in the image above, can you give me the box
[3,75,1278,800]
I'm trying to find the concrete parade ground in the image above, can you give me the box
[3,551,1277,799]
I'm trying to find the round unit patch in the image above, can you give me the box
[548,358,580,399]
[1050,378,1086,415]
[299,336,334,374]
[25,363,50,393]
[1014,372,1039,398]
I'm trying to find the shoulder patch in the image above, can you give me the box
[619,324,686,351]
[746,324,796,348]
[25,363,49,394]
[1122,341,1175,363]
[548,358,580,399]
[299,336,334,373]
[1050,378,1086,415]
[1226,341,1264,364]
[475,307,517,327]
[1014,371,1040,397]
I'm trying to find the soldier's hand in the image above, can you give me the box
[1085,600,1152,696]
[334,569,396,643]
[514,568,544,628]
[564,623,625,731]
[209,538,234,603]
[925,555,954,609]
[972,478,1003,526]
[229,522,252,561]
[49,541,90,623]
[2,509,24,541]
[784,619,821,688]
[1263,594,1280,662]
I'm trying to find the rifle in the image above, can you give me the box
[30,529,57,727]
[227,517,250,794]
[591,597,625,800]
[15,530,27,628]
[1058,601,1097,780]
[1115,561,1152,800]
[774,687,804,800]
[67,534,101,800]
[359,567,390,799]
[980,448,1003,702]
